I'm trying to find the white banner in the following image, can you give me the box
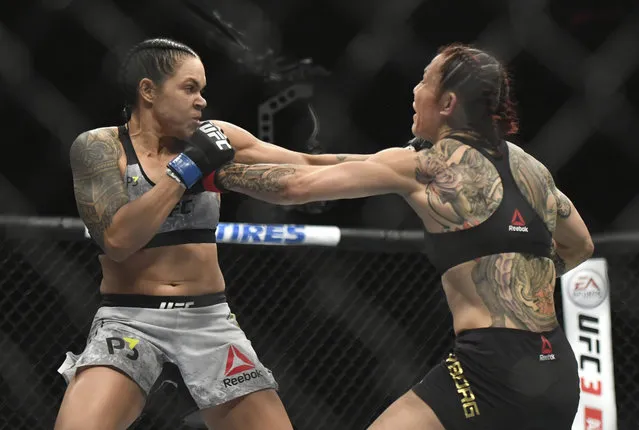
[215,223,341,247]
[84,223,342,247]
[561,258,617,430]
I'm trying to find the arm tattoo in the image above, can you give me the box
[556,191,572,219]
[414,151,447,184]
[550,242,567,276]
[69,128,128,249]
[336,154,368,163]
[216,163,296,193]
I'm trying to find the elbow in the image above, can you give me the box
[582,236,595,260]
[299,153,313,166]
[554,235,595,267]
[565,236,595,266]
[278,176,311,205]
[102,233,134,262]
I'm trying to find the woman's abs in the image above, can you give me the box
[443,252,559,334]
[99,243,225,296]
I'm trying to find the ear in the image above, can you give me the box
[138,78,156,104]
[439,91,457,118]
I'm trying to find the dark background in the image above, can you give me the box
[1,1,639,429]
[1,0,638,233]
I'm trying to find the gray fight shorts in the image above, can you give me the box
[57,293,278,409]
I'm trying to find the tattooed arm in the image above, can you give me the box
[545,172,594,276]
[70,128,185,261]
[210,120,371,166]
[216,147,420,204]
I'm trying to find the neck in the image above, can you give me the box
[436,124,454,142]
[127,109,179,155]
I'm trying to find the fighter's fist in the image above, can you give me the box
[167,122,235,188]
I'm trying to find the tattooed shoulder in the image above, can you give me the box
[69,128,121,174]
[70,127,128,249]
[436,138,465,158]
[555,190,571,218]
[507,143,558,230]
[413,138,462,184]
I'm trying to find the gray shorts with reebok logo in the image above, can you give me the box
[57,302,278,409]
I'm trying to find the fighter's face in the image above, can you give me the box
[412,54,449,142]
[151,56,207,140]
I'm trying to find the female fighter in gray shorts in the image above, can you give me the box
[55,37,367,430]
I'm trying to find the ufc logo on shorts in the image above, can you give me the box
[199,122,232,151]
[159,301,195,309]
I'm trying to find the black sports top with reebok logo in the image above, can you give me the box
[422,134,552,274]
[116,125,220,249]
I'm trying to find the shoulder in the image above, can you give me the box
[506,140,527,155]
[429,137,469,162]
[435,137,466,152]
[71,127,120,150]
[506,141,557,188]
[506,141,547,170]
[69,127,122,167]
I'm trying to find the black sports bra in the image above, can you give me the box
[117,125,220,249]
[423,135,552,273]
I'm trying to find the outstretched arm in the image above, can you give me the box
[216,148,419,205]
[211,120,371,165]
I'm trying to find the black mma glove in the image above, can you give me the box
[167,122,235,189]
[405,137,433,151]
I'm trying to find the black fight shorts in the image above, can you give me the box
[412,327,580,430]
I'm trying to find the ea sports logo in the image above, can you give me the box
[567,269,607,308]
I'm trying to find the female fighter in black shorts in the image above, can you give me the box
[215,42,593,429]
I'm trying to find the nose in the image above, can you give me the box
[195,94,207,110]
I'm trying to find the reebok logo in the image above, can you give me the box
[225,345,255,376]
[222,345,264,387]
[508,209,528,232]
[539,335,556,361]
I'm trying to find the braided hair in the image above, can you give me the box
[436,43,518,148]
[118,38,199,122]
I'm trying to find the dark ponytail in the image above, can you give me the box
[437,43,519,146]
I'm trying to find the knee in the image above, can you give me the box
[55,405,133,430]
[55,416,115,430]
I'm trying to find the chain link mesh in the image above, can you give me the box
[1,1,638,429]
[0,233,638,429]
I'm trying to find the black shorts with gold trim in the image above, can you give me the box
[412,327,579,430]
